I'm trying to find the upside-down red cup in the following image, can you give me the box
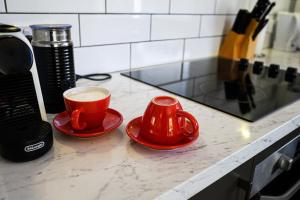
[140,96,199,145]
[63,86,111,131]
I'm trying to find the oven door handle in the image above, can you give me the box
[260,179,300,200]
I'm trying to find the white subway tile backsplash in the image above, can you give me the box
[131,40,184,68]
[170,0,215,14]
[107,0,169,13]
[200,15,235,37]
[6,0,105,13]
[0,0,5,12]
[80,15,150,46]
[0,0,260,73]
[184,37,222,60]
[0,14,80,46]
[74,44,130,74]
[216,0,250,14]
[151,15,201,40]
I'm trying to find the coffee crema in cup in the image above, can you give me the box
[65,87,110,102]
[65,87,109,101]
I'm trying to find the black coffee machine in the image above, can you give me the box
[0,24,53,162]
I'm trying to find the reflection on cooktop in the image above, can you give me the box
[121,57,300,122]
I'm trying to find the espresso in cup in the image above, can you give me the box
[63,86,111,131]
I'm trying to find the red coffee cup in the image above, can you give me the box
[140,96,199,145]
[63,86,111,131]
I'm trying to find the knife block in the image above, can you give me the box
[240,20,259,59]
[219,31,244,60]
[219,20,259,60]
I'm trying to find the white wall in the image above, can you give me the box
[0,0,257,74]
[296,0,300,12]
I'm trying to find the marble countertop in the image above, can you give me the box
[1,50,300,200]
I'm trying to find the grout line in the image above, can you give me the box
[4,0,8,12]
[182,39,186,61]
[73,35,226,49]
[198,15,202,37]
[214,0,218,14]
[105,0,107,13]
[0,12,236,17]
[78,14,82,47]
[168,0,171,14]
[129,43,132,71]
[149,14,152,40]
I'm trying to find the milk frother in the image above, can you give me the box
[30,24,76,114]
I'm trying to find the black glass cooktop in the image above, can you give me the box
[121,57,300,122]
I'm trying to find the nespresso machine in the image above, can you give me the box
[0,24,53,162]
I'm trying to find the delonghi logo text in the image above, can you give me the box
[24,141,45,152]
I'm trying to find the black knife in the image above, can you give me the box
[252,19,269,40]
[232,9,252,34]
[251,0,271,21]
[260,2,276,21]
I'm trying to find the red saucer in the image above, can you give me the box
[53,108,123,138]
[126,117,199,150]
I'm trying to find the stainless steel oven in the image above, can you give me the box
[250,134,300,200]
[189,130,300,200]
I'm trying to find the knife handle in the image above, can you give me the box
[252,19,268,40]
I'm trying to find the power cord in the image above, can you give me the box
[76,73,112,82]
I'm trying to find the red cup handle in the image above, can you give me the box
[71,108,87,131]
[176,110,199,137]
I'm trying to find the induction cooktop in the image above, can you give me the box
[121,57,300,122]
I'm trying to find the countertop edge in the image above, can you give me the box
[156,115,300,200]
